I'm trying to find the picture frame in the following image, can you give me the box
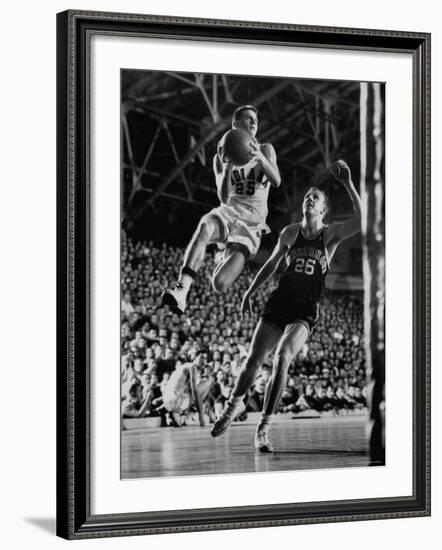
[56,9,431,540]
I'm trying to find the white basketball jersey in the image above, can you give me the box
[164,364,190,396]
[227,158,271,224]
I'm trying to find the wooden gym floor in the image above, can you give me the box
[121,414,370,479]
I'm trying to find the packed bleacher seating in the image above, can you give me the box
[121,232,367,423]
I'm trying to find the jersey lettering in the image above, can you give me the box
[293,257,316,275]
[288,246,328,275]
[231,165,268,195]
[231,170,242,183]
[271,226,328,307]
[226,157,271,225]
[235,181,244,194]
[256,170,268,188]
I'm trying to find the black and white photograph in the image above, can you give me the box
[1,0,437,544]
[120,70,385,480]
[53,6,431,540]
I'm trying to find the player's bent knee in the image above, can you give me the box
[211,272,230,293]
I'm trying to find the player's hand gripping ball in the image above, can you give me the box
[218,128,256,167]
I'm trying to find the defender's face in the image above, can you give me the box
[303,188,327,218]
[195,353,206,368]
[234,109,258,137]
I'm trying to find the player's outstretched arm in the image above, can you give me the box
[328,160,362,243]
[249,142,281,188]
[241,226,291,319]
[213,153,233,204]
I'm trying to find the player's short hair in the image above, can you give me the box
[232,105,258,124]
[195,348,208,358]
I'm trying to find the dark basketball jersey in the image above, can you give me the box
[273,225,329,306]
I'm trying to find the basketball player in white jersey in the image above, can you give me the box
[162,350,212,426]
[162,105,281,314]
[211,160,362,451]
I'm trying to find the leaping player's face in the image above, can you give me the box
[234,109,258,138]
[303,188,328,218]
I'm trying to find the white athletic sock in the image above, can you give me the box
[178,273,193,292]
[230,396,244,407]
[258,414,272,432]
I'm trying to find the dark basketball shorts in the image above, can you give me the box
[261,299,320,334]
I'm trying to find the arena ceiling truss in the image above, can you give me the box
[122,71,360,230]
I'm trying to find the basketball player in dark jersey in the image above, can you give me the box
[162,105,280,314]
[211,160,362,451]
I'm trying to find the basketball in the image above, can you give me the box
[219,128,255,167]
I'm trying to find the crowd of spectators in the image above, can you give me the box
[121,232,368,423]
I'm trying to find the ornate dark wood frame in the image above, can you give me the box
[56,10,431,540]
